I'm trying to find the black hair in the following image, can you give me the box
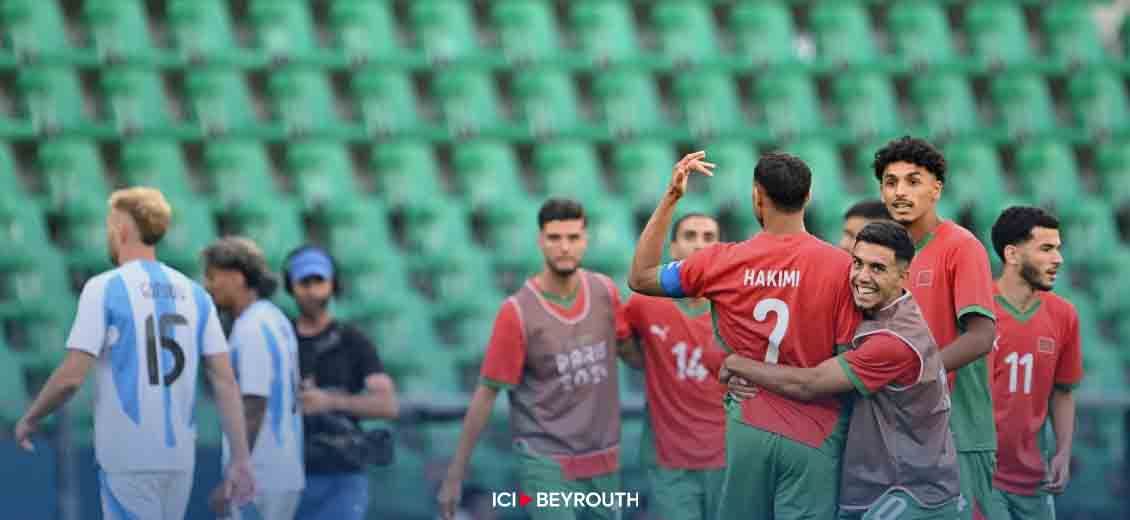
[538,197,586,229]
[844,199,892,221]
[855,221,915,265]
[872,136,947,184]
[671,212,719,241]
[282,244,341,296]
[202,236,279,298]
[990,206,1061,261]
[753,152,811,213]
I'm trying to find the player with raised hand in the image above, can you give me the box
[619,212,728,520]
[986,207,1082,520]
[13,187,255,519]
[629,151,861,519]
[872,137,997,519]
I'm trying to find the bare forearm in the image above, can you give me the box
[726,356,820,401]
[1050,389,1076,458]
[211,373,251,461]
[628,194,680,294]
[24,376,81,424]
[242,396,266,452]
[940,318,995,372]
[446,386,498,480]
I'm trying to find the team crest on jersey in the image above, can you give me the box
[914,270,934,287]
[1037,337,1056,354]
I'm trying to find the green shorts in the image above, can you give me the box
[640,416,724,520]
[715,396,846,520]
[987,487,1055,520]
[957,451,997,520]
[839,490,961,520]
[515,444,623,520]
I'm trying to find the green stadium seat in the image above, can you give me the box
[756,72,822,138]
[964,3,1032,67]
[202,139,281,217]
[233,199,306,271]
[0,343,28,426]
[650,1,720,66]
[673,71,745,138]
[83,0,174,66]
[402,201,473,267]
[490,0,562,65]
[285,140,359,211]
[445,311,495,358]
[100,67,187,137]
[611,140,677,210]
[1,0,95,64]
[367,294,444,383]
[585,199,637,277]
[990,72,1055,137]
[158,195,215,278]
[38,138,109,219]
[593,69,666,137]
[18,66,100,135]
[701,140,757,210]
[119,138,194,201]
[1058,196,1120,275]
[370,140,445,216]
[833,72,900,139]
[167,0,259,66]
[479,199,543,280]
[452,140,527,211]
[887,1,956,67]
[350,68,424,137]
[786,139,851,238]
[336,253,412,321]
[430,68,503,136]
[910,73,979,135]
[942,140,1007,231]
[326,200,393,266]
[532,140,608,202]
[409,0,483,64]
[0,248,72,326]
[1094,140,1130,208]
[0,198,53,271]
[328,0,403,65]
[570,0,642,65]
[0,145,28,204]
[268,66,355,138]
[729,2,798,67]
[247,0,332,65]
[1015,140,1081,208]
[1067,69,1129,135]
[809,1,877,66]
[423,246,503,320]
[1042,4,1107,66]
[185,67,276,137]
[511,68,583,137]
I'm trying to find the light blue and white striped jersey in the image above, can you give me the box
[222,299,305,492]
[66,260,227,472]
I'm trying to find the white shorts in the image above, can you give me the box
[98,468,193,520]
[225,491,303,520]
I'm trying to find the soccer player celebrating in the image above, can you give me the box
[438,198,630,520]
[13,188,255,519]
[873,137,997,519]
[840,199,893,252]
[629,152,861,519]
[986,207,1082,520]
[722,221,961,519]
[619,212,728,520]
[203,237,305,519]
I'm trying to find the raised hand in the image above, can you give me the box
[667,151,716,200]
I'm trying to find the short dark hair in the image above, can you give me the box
[754,152,811,213]
[538,198,586,229]
[202,236,279,298]
[990,206,1061,261]
[872,136,947,184]
[855,221,915,265]
[671,213,719,241]
[844,199,892,221]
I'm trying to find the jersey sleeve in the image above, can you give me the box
[597,274,632,341]
[66,276,108,356]
[229,321,271,398]
[662,243,725,299]
[950,238,997,325]
[1054,307,1084,389]
[479,299,526,389]
[837,333,922,396]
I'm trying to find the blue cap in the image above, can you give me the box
[288,248,334,284]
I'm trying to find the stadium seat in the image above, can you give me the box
[1094,140,1130,208]
[167,0,259,66]
[511,68,584,138]
[119,138,195,202]
[284,140,359,210]
[232,199,306,271]
[1067,69,1129,135]
[430,68,504,136]
[326,199,392,265]
[832,72,901,139]
[1058,196,1120,275]
[611,140,678,210]
[268,66,355,138]
[989,72,1056,137]
[0,248,73,326]
[0,343,28,426]
[0,198,54,271]
[401,201,473,268]
[887,1,956,67]
[584,199,638,278]
[700,140,757,210]
[100,67,187,137]
[756,72,822,138]
[0,144,28,205]
[18,66,101,136]
[532,140,608,202]
[247,0,331,65]
[452,140,527,212]
[185,67,277,137]
[478,199,544,281]
[650,1,720,66]
[37,138,109,219]
[672,71,746,138]
[592,69,666,137]
[910,73,980,135]
[83,0,174,66]
[788,138,851,238]
[490,0,562,65]
[1014,140,1081,208]
[964,3,1033,67]
[1042,3,1107,66]
[157,195,215,278]
[350,67,424,137]
[423,246,502,320]
[370,140,446,217]
[328,0,403,65]
[1,0,95,64]
[729,2,798,67]
[809,1,877,66]
[570,0,643,65]
[409,0,483,64]
[942,140,1007,231]
[336,252,412,322]
[201,139,281,216]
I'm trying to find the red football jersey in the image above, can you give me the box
[906,220,997,452]
[991,288,1084,496]
[662,232,861,448]
[624,295,727,469]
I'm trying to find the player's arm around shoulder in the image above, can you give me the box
[723,353,854,402]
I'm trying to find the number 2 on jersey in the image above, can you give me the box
[753,298,789,364]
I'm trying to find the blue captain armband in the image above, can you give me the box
[659,261,687,298]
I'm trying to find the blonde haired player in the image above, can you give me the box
[14,187,256,519]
